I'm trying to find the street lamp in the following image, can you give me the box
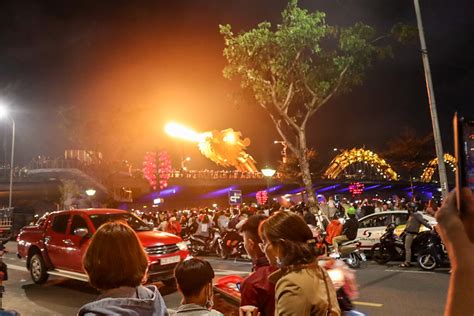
[261,168,276,198]
[0,103,15,211]
[85,189,96,197]
[261,168,277,177]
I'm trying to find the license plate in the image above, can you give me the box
[161,255,180,265]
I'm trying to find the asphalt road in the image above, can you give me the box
[2,242,449,315]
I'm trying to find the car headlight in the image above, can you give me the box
[177,241,190,251]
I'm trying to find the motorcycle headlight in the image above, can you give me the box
[177,241,190,251]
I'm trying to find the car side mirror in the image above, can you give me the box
[74,228,89,238]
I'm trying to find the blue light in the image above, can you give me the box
[286,187,305,195]
[337,187,350,193]
[159,186,181,197]
[316,184,341,193]
[364,185,382,191]
[201,186,238,199]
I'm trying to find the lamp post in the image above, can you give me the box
[413,0,448,197]
[261,168,276,199]
[0,104,15,211]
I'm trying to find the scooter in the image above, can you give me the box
[188,228,224,257]
[220,229,249,260]
[330,239,367,269]
[417,230,449,271]
[313,227,366,269]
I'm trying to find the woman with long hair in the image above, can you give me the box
[259,211,341,315]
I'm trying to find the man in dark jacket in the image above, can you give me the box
[240,215,276,316]
[332,208,359,256]
[400,202,433,267]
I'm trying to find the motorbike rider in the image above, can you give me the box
[400,202,432,268]
[332,207,359,257]
[194,214,214,241]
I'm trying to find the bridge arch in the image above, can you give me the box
[421,153,456,183]
[324,148,398,181]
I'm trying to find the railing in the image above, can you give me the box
[164,170,280,180]
[27,159,91,170]
[26,159,281,181]
[0,208,12,227]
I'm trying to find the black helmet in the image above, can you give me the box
[407,202,417,212]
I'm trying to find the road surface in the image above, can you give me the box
[2,242,449,315]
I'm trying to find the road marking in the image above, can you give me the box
[6,263,27,272]
[385,269,434,274]
[353,301,383,307]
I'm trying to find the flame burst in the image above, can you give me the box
[165,122,258,172]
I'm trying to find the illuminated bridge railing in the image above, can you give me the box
[164,170,281,180]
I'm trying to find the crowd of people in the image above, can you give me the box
[75,188,473,316]
[134,194,440,236]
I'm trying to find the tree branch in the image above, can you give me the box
[268,113,298,155]
[281,82,294,113]
[302,75,316,97]
[371,34,390,44]
[301,65,349,129]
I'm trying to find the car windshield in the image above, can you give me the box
[89,213,152,232]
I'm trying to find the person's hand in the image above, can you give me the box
[435,188,474,270]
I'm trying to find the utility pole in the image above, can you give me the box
[414,0,448,197]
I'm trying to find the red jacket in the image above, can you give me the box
[167,221,182,235]
[325,220,343,244]
[240,257,276,316]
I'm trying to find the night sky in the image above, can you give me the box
[0,0,472,169]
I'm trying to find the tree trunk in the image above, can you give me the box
[297,131,317,206]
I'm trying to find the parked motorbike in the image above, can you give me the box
[371,223,432,264]
[188,228,223,256]
[417,230,449,271]
[220,229,248,260]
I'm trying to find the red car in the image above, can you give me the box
[17,209,189,285]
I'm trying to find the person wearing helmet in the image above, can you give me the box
[400,202,433,267]
[332,204,359,257]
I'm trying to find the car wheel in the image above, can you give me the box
[418,253,437,271]
[371,243,391,264]
[30,253,49,284]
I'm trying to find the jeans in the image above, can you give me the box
[404,233,416,264]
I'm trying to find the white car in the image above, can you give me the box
[356,211,437,251]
